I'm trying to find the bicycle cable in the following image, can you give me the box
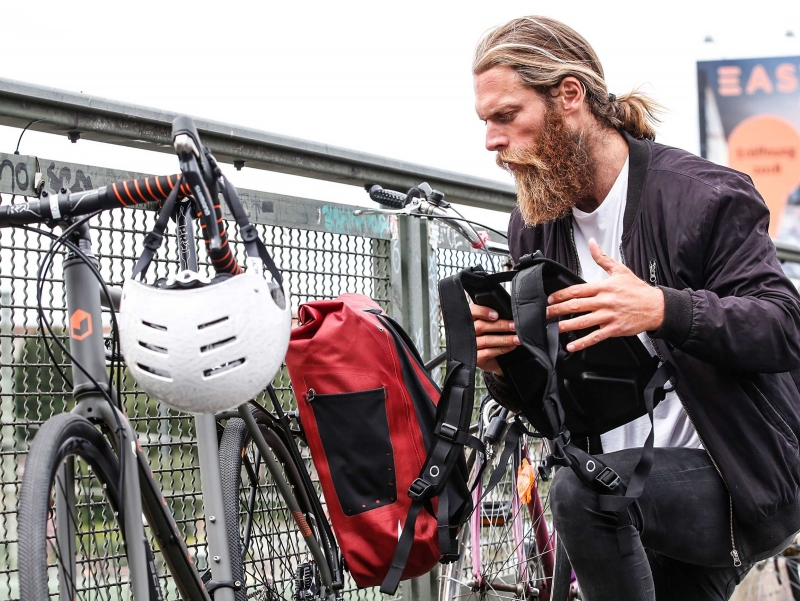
[5,120,42,205]
[22,214,130,507]
[443,206,503,267]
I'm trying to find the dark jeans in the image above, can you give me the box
[551,447,754,600]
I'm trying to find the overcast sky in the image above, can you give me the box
[2,0,799,229]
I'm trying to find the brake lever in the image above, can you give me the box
[177,152,222,251]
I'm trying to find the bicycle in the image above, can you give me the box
[5,116,344,601]
[352,185,569,600]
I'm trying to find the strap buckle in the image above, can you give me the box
[437,422,459,442]
[439,553,460,564]
[408,478,434,501]
[595,466,621,491]
[240,224,259,243]
[143,231,163,251]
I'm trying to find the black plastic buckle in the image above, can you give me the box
[408,477,433,500]
[437,422,459,442]
[439,553,461,564]
[595,466,621,491]
[240,224,259,243]
[143,231,163,251]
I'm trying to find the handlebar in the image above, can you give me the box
[0,116,245,276]
[366,185,409,209]
[361,182,508,254]
[0,174,188,227]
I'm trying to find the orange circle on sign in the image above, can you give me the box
[728,115,800,237]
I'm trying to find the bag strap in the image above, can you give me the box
[512,263,676,556]
[219,176,283,288]
[131,181,181,280]
[380,271,481,595]
[511,262,675,556]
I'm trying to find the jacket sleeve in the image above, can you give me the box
[652,179,800,372]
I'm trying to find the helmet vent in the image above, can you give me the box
[200,336,236,353]
[198,316,229,330]
[203,358,246,379]
[142,320,168,331]
[137,363,172,380]
[139,341,168,354]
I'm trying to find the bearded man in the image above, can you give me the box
[471,16,800,600]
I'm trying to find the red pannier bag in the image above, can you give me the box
[286,293,472,591]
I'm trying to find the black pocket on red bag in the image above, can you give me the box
[310,387,397,515]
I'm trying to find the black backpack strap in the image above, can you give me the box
[595,361,674,554]
[550,361,674,555]
[380,271,478,595]
[511,262,674,556]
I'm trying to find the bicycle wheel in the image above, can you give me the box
[441,416,556,601]
[220,411,327,601]
[18,412,161,601]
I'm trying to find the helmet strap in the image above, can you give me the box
[131,179,181,281]
[218,174,284,288]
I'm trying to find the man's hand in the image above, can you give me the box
[471,303,520,375]
[546,238,665,352]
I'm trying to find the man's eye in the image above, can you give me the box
[496,112,514,123]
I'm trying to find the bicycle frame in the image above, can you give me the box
[59,206,218,600]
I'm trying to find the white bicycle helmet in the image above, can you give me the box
[119,267,291,413]
[118,116,291,412]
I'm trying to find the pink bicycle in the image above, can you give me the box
[439,398,578,601]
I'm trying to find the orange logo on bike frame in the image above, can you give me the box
[70,309,93,341]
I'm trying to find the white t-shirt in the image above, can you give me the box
[571,158,702,453]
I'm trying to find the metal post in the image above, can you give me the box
[391,217,434,360]
[195,413,236,601]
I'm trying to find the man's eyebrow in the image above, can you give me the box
[477,104,519,120]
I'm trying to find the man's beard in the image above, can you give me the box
[497,106,595,226]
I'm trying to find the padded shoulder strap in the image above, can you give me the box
[381,270,481,595]
[510,263,565,436]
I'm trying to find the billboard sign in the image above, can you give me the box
[697,56,800,240]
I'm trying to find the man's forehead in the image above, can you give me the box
[474,68,527,117]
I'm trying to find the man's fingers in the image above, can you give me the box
[565,325,610,352]
[546,296,602,318]
[589,237,628,276]
[547,281,603,305]
[557,310,610,334]
[470,303,499,321]
[477,333,520,349]
[478,345,518,362]
[474,318,516,336]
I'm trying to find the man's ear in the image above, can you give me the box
[553,76,585,116]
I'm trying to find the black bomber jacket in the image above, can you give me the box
[497,133,800,564]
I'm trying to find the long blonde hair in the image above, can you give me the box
[473,16,662,140]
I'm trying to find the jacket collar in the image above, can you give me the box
[622,132,651,239]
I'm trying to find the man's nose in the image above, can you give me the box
[485,124,508,152]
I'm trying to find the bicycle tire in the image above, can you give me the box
[440,430,555,601]
[18,412,161,601]
[220,411,322,601]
